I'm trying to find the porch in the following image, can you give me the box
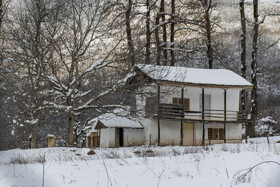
[157,103,249,123]
[155,85,250,146]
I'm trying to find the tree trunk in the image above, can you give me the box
[30,123,36,149]
[145,0,150,64]
[0,0,3,29]
[160,0,168,65]
[155,13,161,65]
[126,0,135,65]
[249,0,259,137]
[240,0,247,113]
[67,96,74,146]
[204,0,213,69]
[170,0,175,66]
[68,111,74,146]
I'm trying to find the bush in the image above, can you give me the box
[87,150,96,155]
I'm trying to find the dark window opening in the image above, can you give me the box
[208,128,224,140]
[173,98,190,111]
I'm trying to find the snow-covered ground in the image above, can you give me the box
[0,136,280,187]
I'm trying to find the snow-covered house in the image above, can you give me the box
[87,64,253,147]
[86,113,144,148]
[130,64,253,146]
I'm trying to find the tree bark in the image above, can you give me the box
[170,0,175,66]
[145,0,150,64]
[68,111,74,146]
[240,0,247,113]
[160,0,168,65]
[67,96,74,146]
[204,0,213,69]
[126,0,135,65]
[155,13,161,65]
[200,0,213,69]
[0,0,3,29]
[30,123,36,149]
[249,0,259,137]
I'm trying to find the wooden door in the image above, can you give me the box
[91,132,100,148]
[182,122,194,146]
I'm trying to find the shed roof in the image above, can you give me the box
[90,113,143,129]
[135,64,253,89]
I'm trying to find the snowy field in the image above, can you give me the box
[0,137,280,187]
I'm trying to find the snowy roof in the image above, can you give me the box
[90,113,143,129]
[135,64,253,89]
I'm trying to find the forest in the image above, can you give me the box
[0,0,279,150]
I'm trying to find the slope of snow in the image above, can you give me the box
[0,136,279,187]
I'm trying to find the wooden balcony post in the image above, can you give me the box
[202,88,205,145]
[224,89,227,143]
[181,87,184,146]
[158,85,161,146]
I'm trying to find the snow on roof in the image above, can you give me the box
[90,113,143,129]
[135,64,253,88]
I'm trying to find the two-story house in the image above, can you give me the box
[86,64,253,148]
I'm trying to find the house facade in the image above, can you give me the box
[87,64,253,148]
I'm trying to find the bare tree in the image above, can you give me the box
[0,0,3,29]
[125,0,135,65]
[240,0,247,114]
[8,0,63,148]
[39,0,123,146]
[145,0,151,64]
[249,0,260,137]
[199,0,214,69]
[160,0,168,65]
[170,0,175,66]
[155,11,161,65]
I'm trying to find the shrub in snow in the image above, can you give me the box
[9,154,46,164]
[255,116,278,136]
[87,150,96,155]
[144,150,154,157]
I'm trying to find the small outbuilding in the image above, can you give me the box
[86,113,144,148]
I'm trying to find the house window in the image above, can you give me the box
[208,128,224,140]
[173,98,190,111]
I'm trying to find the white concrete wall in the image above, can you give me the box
[159,119,181,145]
[142,118,181,146]
[123,128,145,146]
[194,123,203,145]
[100,128,115,148]
[141,119,242,146]
[100,128,146,148]
[194,123,242,145]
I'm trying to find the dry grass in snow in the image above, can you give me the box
[0,136,280,187]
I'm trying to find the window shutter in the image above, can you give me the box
[219,129,224,140]
[184,98,190,111]
[213,128,219,140]
[173,98,179,105]
[208,128,212,140]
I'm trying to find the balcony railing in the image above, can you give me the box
[158,103,249,122]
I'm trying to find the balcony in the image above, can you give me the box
[157,103,249,123]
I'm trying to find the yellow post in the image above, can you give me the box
[47,134,56,147]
